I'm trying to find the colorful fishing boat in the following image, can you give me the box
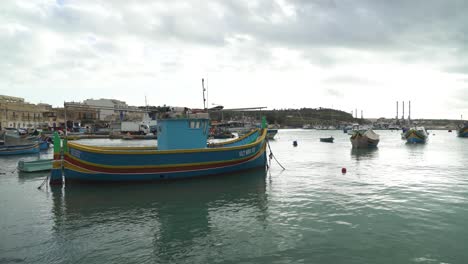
[49,117,268,184]
[18,158,53,172]
[0,143,40,155]
[458,123,468,137]
[404,127,428,143]
[350,129,379,148]
[320,136,334,143]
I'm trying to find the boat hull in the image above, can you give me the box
[406,136,426,144]
[405,129,428,144]
[350,129,379,148]
[0,144,40,155]
[320,137,334,143]
[350,136,379,148]
[64,151,266,182]
[62,129,267,183]
[458,127,468,137]
[39,141,50,150]
[18,159,53,172]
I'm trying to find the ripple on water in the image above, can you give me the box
[1,131,468,263]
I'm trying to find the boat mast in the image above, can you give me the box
[202,78,207,110]
[64,101,67,137]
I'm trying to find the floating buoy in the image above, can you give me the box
[293,140,298,147]
[341,167,347,174]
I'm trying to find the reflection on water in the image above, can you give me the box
[17,171,49,183]
[50,169,268,263]
[350,148,379,160]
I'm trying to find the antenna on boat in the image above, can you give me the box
[64,101,67,137]
[206,78,209,111]
[202,78,207,110]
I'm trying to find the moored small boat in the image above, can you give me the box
[404,127,428,143]
[350,129,379,148]
[458,123,468,137]
[39,140,50,150]
[18,159,53,172]
[319,136,334,143]
[267,129,278,140]
[0,143,40,155]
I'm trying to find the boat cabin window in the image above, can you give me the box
[189,120,203,129]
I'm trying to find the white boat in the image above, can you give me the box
[216,120,259,135]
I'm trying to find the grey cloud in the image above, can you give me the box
[2,0,468,87]
[323,75,378,85]
[445,64,468,75]
[325,88,343,98]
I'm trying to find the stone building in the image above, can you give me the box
[82,98,145,122]
[0,95,52,130]
[49,103,99,130]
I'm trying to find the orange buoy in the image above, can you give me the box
[341,167,347,174]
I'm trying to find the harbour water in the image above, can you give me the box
[1,130,467,263]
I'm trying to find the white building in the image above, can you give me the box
[83,98,128,121]
[82,98,145,121]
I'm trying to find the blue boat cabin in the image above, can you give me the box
[157,118,210,150]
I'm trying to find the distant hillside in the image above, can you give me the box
[209,107,356,127]
[403,119,465,130]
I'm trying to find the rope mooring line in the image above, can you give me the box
[267,139,286,170]
[37,174,49,190]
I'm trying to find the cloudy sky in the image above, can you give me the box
[1,0,467,119]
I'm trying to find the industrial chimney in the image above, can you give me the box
[402,101,405,121]
[408,101,411,121]
[396,101,399,121]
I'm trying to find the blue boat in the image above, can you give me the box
[50,117,267,184]
[39,140,50,150]
[0,143,40,155]
[458,123,468,137]
[404,127,428,143]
